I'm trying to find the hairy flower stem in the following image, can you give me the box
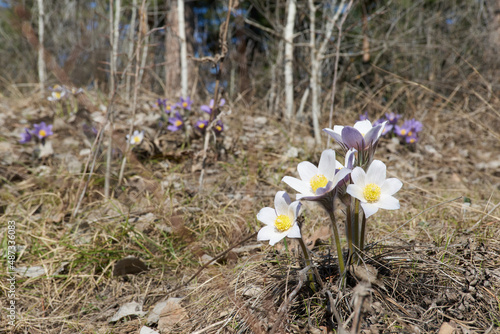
[345,200,354,258]
[353,198,361,264]
[298,237,317,292]
[328,209,346,277]
[359,213,366,255]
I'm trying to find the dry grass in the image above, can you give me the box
[1,54,500,334]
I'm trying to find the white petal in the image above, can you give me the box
[288,201,301,220]
[274,191,291,216]
[286,224,301,238]
[333,125,344,135]
[350,167,366,187]
[318,149,336,180]
[346,184,365,202]
[381,178,402,196]
[257,225,276,242]
[297,161,318,182]
[333,167,351,186]
[268,231,287,246]
[353,120,373,135]
[360,202,379,218]
[377,195,400,210]
[256,207,276,225]
[366,160,386,185]
[282,176,313,196]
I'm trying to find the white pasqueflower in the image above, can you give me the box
[126,130,144,145]
[346,160,402,218]
[323,120,387,151]
[47,85,68,101]
[282,149,351,200]
[257,191,301,246]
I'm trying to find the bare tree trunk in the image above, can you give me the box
[178,0,188,98]
[284,0,296,121]
[308,0,321,145]
[165,0,181,96]
[37,0,45,91]
[125,0,137,100]
[309,0,347,145]
[138,0,149,86]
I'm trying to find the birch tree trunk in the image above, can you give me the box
[125,0,137,100]
[37,0,45,91]
[284,0,296,122]
[178,0,188,98]
[309,0,347,145]
[308,0,321,144]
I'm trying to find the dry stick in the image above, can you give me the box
[269,265,311,334]
[105,0,121,198]
[466,200,500,233]
[161,232,257,300]
[71,126,106,222]
[118,0,148,187]
[198,0,233,191]
[327,0,354,142]
[350,282,371,334]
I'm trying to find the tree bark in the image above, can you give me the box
[36,0,46,91]
[165,0,181,96]
[178,0,188,98]
[284,0,296,122]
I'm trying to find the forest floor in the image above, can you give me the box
[0,86,499,334]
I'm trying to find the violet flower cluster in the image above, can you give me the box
[257,119,403,282]
[361,112,423,144]
[155,96,225,135]
[19,122,54,145]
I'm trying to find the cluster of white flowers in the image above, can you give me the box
[257,120,402,269]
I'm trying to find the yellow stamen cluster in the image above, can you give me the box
[310,174,328,193]
[274,214,292,232]
[400,129,407,135]
[215,125,222,131]
[133,136,141,144]
[363,183,381,203]
[175,120,183,126]
[39,130,47,137]
[182,102,188,108]
[199,123,205,129]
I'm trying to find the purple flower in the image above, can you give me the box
[214,120,224,134]
[385,112,401,125]
[177,97,193,111]
[19,128,32,144]
[195,120,208,131]
[395,119,423,138]
[156,98,166,110]
[33,122,53,139]
[201,98,226,114]
[359,111,369,121]
[323,120,387,152]
[167,113,184,132]
[156,98,176,114]
[405,135,418,144]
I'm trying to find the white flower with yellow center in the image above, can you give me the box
[126,130,144,145]
[346,160,402,218]
[257,191,302,246]
[282,149,351,200]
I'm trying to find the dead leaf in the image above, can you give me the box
[139,326,159,334]
[438,322,456,334]
[158,298,187,332]
[108,301,146,323]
